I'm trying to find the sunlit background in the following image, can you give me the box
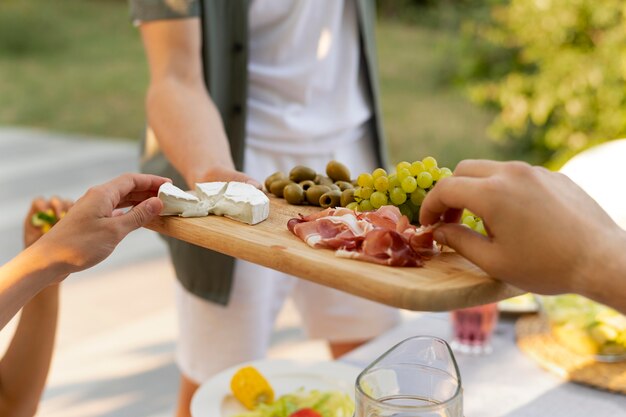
[1,0,625,416]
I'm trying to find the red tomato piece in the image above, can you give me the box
[289,408,322,417]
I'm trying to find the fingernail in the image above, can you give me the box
[434,229,446,245]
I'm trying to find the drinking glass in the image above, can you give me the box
[355,336,463,417]
[450,303,499,355]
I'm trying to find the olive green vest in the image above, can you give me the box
[139,0,388,305]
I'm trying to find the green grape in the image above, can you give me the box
[357,173,374,188]
[346,201,359,211]
[475,220,487,236]
[407,199,420,215]
[374,175,389,192]
[440,167,453,179]
[353,186,361,202]
[416,171,433,189]
[410,188,427,205]
[396,161,411,172]
[388,174,400,189]
[409,161,426,176]
[462,215,477,229]
[462,208,475,218]
[423,156,438,169]
[397,168,412,181]
[359,199,374,212]
[372,168,387,179]
[360,186,373,200]
[428,167,441,181]
[398,203,413,221]
[389,187,407,205]
[401,176,417,193]
[370,191,388,209]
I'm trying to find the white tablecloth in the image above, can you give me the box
[341,313,626,417]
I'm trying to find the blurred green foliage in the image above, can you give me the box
[0,1,67,56]
[454,0,626,168]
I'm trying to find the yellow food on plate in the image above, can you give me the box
[231,366,275,410]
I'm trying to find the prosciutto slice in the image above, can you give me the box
[288,206,439,267]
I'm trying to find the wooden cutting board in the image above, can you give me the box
[145,198,523,311]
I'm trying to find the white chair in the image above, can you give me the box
[559,139,626,230]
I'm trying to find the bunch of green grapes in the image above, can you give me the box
[346,156,452,224]
[461,209,487,236]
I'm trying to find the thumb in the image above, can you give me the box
[116,197,163,234]
[230,172,262,190]
[434,223,491,267]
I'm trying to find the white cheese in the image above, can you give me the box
[158,182,209,218]
[210,182,269,225]
[195,182,227,209]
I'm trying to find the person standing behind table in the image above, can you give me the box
[129,1,400,415]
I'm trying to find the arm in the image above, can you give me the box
[419,160,626,313]
[0,173,168,330]
[140,19,259,188]
[0,199,72,416]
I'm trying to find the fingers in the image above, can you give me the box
[434,223,493,268]
[218,171,262,189]
[114,197,163,235]
[419,177,488,225]
[28,198,48,216]
[117,191,160,208]
[454,159,524,178]
[104,173,171,207]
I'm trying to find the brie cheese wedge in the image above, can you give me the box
[206,182,270,225]
[158,182,209,218]
[157,181,270,225]
[194,182,227,209]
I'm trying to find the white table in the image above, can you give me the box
[341,313,626,417]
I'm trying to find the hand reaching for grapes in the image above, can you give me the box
[419,159,626,312]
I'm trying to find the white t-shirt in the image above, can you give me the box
[246,0,372,155]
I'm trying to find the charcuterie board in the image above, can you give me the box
[145,197,523,311]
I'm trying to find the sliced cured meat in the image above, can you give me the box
[288,205,439,267]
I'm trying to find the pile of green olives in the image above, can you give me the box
[265,160,357,208]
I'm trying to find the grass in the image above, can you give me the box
[0,0,504,167]
[0,0,147,139]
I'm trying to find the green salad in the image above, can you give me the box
[233,389,354,417]
[543,294,626,358]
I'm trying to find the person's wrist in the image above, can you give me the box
[573,228,626,304]
[26,237,72,285]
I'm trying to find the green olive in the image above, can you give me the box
[329,183,341,192]
[319,190,342,209]
[340,188,356,207]
[269,179,294,198]
[264,171,286,192]
[326,160,351,182]
[314,175,334,187]
[283,183,305,205]
[289,165,317,183]
[306,185,331,206]
[299,180,316,191]
[334,181,353,191]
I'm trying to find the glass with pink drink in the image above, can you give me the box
[450,303,499,354]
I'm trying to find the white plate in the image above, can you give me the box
[191,359,362,417]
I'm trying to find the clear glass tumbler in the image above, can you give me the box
[355,336,463,417]
[451,303,499,355]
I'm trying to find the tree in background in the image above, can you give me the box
[459,0,626,168]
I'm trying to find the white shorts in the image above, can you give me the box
[175,134,400,384]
